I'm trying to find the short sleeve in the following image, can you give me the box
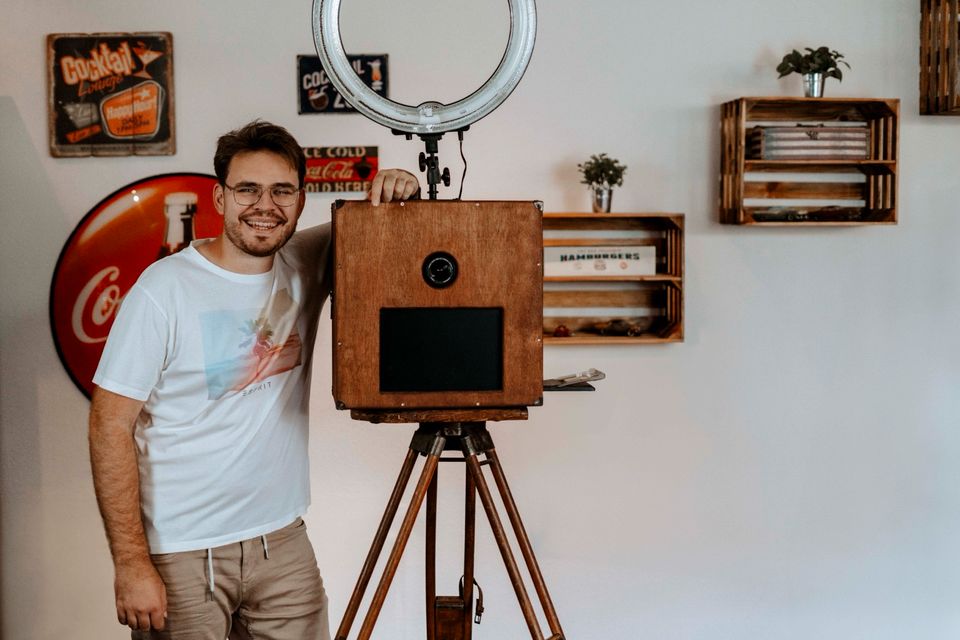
[286,223,333,294]
[92,284,169,401]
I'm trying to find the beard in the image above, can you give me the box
[222,214,297,258]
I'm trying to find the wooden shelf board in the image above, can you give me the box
[544,334,682,345]
[744,160,895,175]
[740,220,897,227]
[543,212,684,231]
[738,96,899,120]
[543,237,660,247]
[740,206,896,226]
[543,275,680,283]
[543,212,683,219]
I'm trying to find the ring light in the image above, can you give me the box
[312,0,537,134]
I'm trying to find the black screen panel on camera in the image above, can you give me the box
[380,308,503,392]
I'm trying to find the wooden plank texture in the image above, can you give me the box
[543,288,657,308]
[333,200,543,410]
[921,0,960,114]
[743,181,866,200]
[720,97,899,225]
[540,213,683,343]
[350,408,529,423]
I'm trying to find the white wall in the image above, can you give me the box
[3,1,959,638]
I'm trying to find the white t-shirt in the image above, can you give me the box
[93,224,331,553]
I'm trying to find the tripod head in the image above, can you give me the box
[392,127,468,200]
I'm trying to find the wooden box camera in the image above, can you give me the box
[332,200,543,410]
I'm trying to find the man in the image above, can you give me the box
[88,120,420,639]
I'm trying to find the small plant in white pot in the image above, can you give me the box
[776,46,850,97]
[578,153,626,213]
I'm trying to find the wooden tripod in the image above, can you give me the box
[334,419,565,640]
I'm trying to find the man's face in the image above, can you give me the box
[214,150,304,258]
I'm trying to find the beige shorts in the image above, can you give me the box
[133,518,330,640]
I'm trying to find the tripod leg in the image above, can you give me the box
[425,472,438,640]
[335,447,420,640]
[462,468,476,640]
[357,439,445,640]
[463,453,545,640]
[487,449,565,640]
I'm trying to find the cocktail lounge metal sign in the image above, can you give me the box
[297,54,388,114]
[47,32,175,157]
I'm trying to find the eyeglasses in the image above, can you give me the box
[223,183,301,207]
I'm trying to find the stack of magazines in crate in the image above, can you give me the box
[747,124,869,160]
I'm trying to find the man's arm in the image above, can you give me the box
[88,386,167,632]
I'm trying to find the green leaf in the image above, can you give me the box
[777,45,849,76]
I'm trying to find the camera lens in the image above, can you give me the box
[422,252,458,289]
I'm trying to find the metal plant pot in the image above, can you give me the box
[802,72,825,98]
[592,187,612,213]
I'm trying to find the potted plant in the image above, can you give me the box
[776,46,850,97]
[577,153,626,213]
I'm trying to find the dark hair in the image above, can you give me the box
[214,120,306,188]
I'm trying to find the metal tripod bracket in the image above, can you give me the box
[392,128,468,200]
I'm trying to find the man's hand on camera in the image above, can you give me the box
[368,169,420,206]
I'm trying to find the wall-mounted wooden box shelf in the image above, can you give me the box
[921,0,960,115]
[542,213,683,344]
[719,97,900,226]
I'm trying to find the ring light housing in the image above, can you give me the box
[313,0,537,134]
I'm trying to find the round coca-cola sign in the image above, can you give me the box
[50,173,222,398]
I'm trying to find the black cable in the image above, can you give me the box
[457,129,467,200]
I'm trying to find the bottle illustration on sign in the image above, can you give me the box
[368,59,383,91]
[355,157,373,180]
[158,192,198,258]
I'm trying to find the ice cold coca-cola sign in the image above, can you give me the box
[303,146,378,193]
[50,173,221,398]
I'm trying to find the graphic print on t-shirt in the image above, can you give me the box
[200,288,302,399]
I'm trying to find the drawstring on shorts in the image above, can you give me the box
[206,548,215,594]
[203,533,273,594]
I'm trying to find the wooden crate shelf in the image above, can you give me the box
[921,0,960,115]
[542,213,683,344]
[719,97,900,226]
